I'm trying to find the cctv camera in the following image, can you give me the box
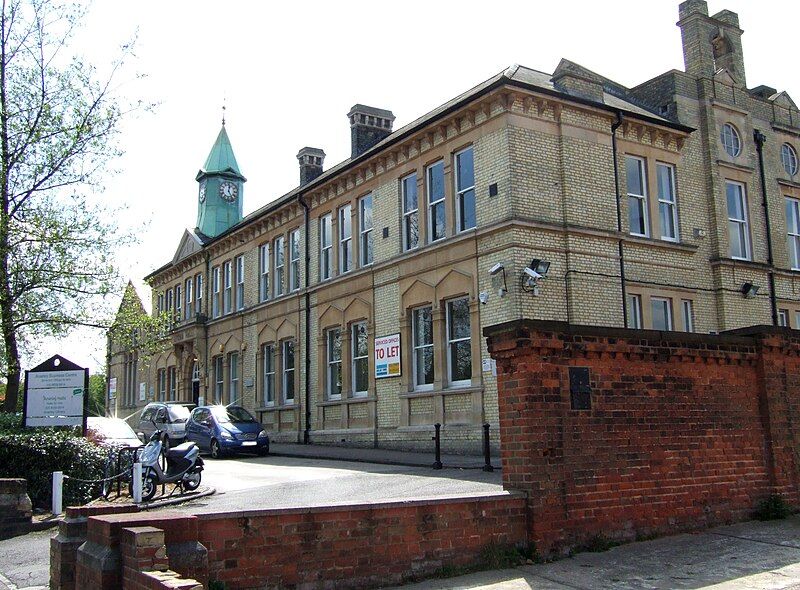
[478,292,489,305]
[523,267,543,281]
[489,263,504,276]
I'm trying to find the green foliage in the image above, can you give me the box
[88,373,106,416]
[576,534,620,553]
[0,427,106,508]
[755,494,792,520]
[0,411,24,433]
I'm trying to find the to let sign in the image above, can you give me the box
[375,333,401,378]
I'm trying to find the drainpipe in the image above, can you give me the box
[203,251,211,402]
[753,130,779,326]
[611,110,628,327]
[298,194,312,444]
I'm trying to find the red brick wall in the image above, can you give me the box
[484,320,800,556]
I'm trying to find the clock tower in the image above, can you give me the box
[195,123,246,239]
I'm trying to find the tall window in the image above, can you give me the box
[235,255,245,311]
[627,294,642,329]
[626,156,648,237]
[262,344,275,405]
[339,204,352,274]
[427,161,446,242]
[274,236,285,297]
[681,300,694,333]
[778,309,789,328]
[223,260,232,314]
[229,352,239,404]
[402,173,419,251]
[195,274,203,315]
[651,297,673,331]
[166,288,174,313]
[157,368,166,402]
[167,366,176,401]
[157,293,165,315]
[412,306,434,390]
[320,213,333,280]
[212,266,220,318]
[657,163,678,241]
[174,285,182,321]
[726,181,750,260]
[446,298,472,386]
[326,328,342,400]
[213,356,223,404]
[359,195,373,266]
[283,340,295,403]
[185,278,193,320]
[259,243,270,302]
[455,147,476,232]
[786,197,800,270]
[289,229,300,291]
[352,321,368,397]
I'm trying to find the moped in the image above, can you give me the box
[129,430,203,501]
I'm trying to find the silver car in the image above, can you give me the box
[137,402,194,450]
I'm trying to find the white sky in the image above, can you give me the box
[33,0,800,374]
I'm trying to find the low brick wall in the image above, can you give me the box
[484,320,800,556]
[0,478,32,540]
[69,494,526,590]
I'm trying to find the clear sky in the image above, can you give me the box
[33,0,800,374]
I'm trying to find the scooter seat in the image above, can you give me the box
[166,442,195,458]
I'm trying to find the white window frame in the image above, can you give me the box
[185,278,193,321]
[167,366,176,401]
[627,293,642,329]
[359,195,373,267]
[195,274,203,315]
[320,213,333,280]
[650,297,673,331]
[446,297,472,388]
[259,243,270,302]
[174,285,182,321]
[681,299,694,333]
[401,173,419,251]
[778,309,789,328]
[656,162,678,242]
[455,146,476,233]
[262,343,275,406]
[795,311,800,330]
[289,229,300,291]
[166,288,173,313]
[412,305,434,391]
[786,197,800,270]
[213,356,224,404]
[235,255,245,311]
[274,236,285,297]
[223,260,232,314]
[339,204,352,274]
[427,160,446,243]
[782,143,798,177]
[351,321,368,398]
[229,351,239,404]
[157,368,166,402]
[721,123,741,158]
[282,340,295,404]
[326,327,342,400]
[157,293,165,315]
[626,155,649,237]
[726,181,751,260]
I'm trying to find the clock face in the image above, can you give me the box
[219,181,238,202]
[199,181,206,203]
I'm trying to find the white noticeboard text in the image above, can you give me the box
[26,369,85,427]
[375,333,401,378]
[139,382,146,401]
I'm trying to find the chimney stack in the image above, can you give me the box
[347,104,395,159]
[297,147,325,186]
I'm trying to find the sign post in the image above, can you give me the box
[22,355,88,434]
[374,333,401,379]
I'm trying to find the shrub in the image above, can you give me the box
[755,494,791,521]
[0,412,23,433]
[0,428,106,509]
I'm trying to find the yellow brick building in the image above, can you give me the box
[109,0,800,452]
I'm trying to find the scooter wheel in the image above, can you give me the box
[129,473,158,502]
[183,471,201,491]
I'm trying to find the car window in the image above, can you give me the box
[141,408,153,422]
[167,405,191,422]
[211,406,256,423]
[155,408,167,422]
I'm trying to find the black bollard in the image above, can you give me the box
[432,423,443,469]
[482,423,494,472]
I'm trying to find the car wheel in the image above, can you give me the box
[257,442,269,457]
[210,439,223,459]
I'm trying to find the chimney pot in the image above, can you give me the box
[297,147,326,186]
[347,104,395,159]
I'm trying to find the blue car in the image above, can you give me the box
[185,405,269,459]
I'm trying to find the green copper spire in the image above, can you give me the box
[195,123,246,239]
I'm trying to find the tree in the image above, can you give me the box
[88,373,105,416]
[0,0,142,411]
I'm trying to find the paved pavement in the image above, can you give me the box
[390,516,800,590]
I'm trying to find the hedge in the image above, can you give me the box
[0,413,106,509]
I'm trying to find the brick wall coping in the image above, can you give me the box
[483,319,794,347]
[193,491,526,521]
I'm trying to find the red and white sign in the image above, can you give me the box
[374,333,401,378]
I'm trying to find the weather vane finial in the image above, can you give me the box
[221,99,226,127]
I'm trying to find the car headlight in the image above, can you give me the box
[220,430,233,440]
[258,430,268,438]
